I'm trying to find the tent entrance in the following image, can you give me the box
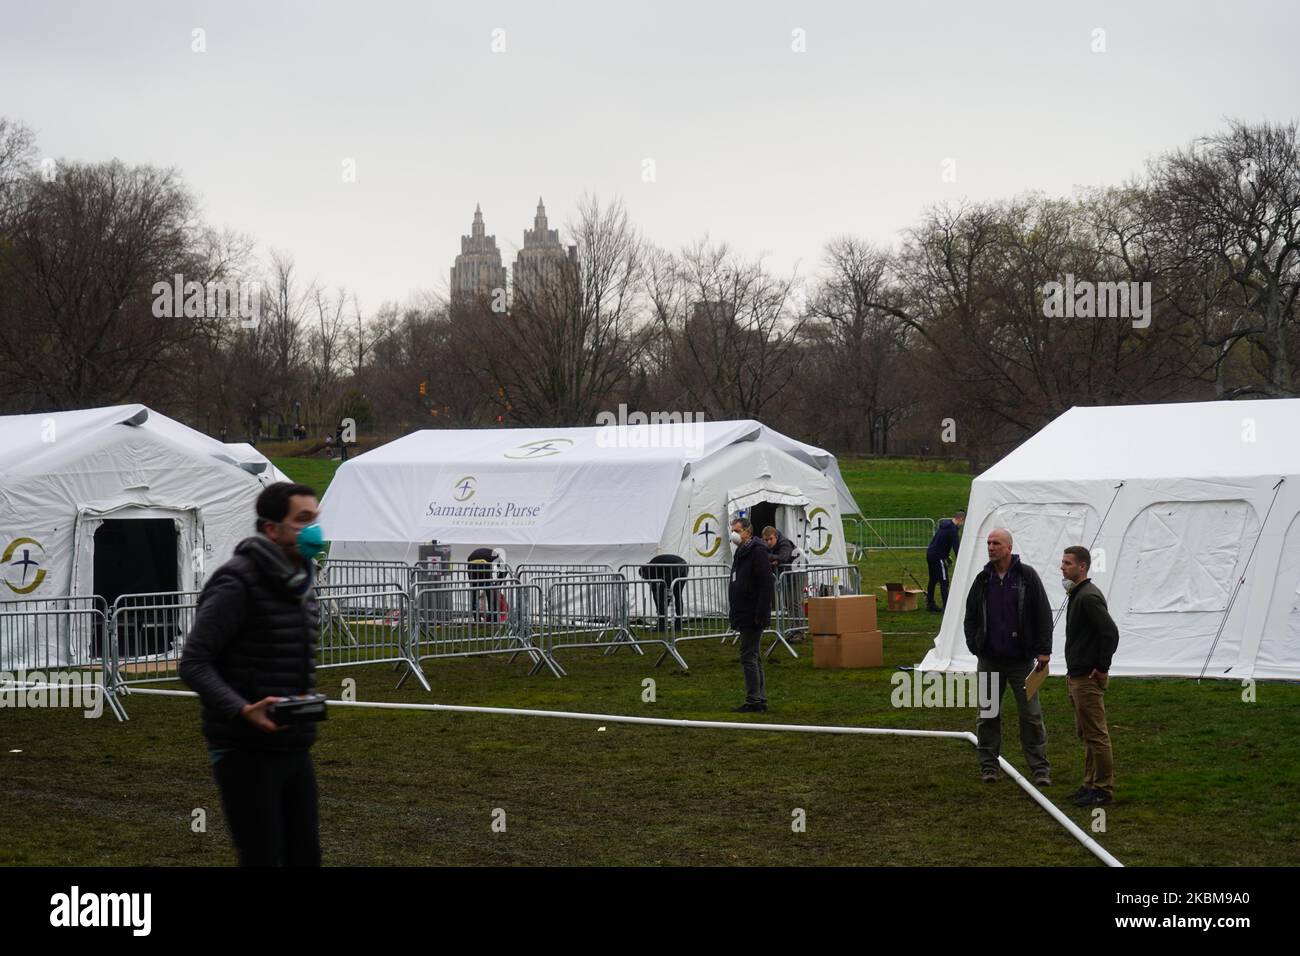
[91,518,181,658]
[748,501,777,534]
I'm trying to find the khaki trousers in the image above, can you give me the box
[1067,674,1114,794]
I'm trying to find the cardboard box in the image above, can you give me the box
[813,630,884,669]
[806,595,877,635]
[813,634,841,669]
[880,583,925,612]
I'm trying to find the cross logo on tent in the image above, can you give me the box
[692,512,721,558]
[3,537,46,595]
[807,508,833,556]
[453,476,477,501]
[503,438,575,459]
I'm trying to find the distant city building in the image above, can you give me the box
[450,204,507,303]
[688,300,738,335]
[512,197,577,306]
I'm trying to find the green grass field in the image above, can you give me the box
[2,455,1296,866]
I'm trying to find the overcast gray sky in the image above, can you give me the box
[4,0,1297,311]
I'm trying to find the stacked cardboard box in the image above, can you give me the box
[806,595,883,668]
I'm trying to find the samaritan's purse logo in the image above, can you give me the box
[503,438,574,460]
[3,537,47,594]
[453,476,477,501]
[693,513,720,558]
[807,508,833,556]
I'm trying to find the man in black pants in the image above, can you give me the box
[180,482,325,866]
[638,554,689,632]
[728,518,774,713]
[926,509,965,612]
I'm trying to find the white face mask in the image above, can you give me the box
[1062,578,1077,592]
[729,531,743,546]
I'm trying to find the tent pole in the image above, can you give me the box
[1197,477,1286,681]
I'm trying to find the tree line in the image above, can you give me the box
[1,117,1296,469]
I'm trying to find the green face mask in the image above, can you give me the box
[296,522,326,561]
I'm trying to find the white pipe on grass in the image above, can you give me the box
[125,687,1123,867]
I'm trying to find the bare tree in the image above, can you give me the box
[0,159,202,410]
[1148,121,1300,397]
[648,240,805,420]
[805,236,916,453]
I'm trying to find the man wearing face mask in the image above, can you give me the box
[728,517,774,713]
[180,482,326,866]
[1060,545,1119,807]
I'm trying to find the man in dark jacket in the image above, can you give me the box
[729,518,773,713]
[1061,545,1119,807]
[963,527,1053,786]
[179,482,325,866]
[638,553,689,632]
[926,510,965,612]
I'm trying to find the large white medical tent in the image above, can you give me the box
[920,399,1300,680]
[319,419,860,569]
[0,404,266,634]
[224,442,293,483]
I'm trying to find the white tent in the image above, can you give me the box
[224,442,293,483]
[0,404,267,612]
[319,420,860,569]
[920,399,1300,681]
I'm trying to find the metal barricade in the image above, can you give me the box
[630,572,735,667]
[315,586,430,691]
[407,580,554,677]
[411,559,514,597]
[103,591,201,720]
[771,564,864,658]
[0,596,117,719]
[515,563,616,586]
[537,577,688,673]
[849,517,937,551]
[315,558,413,594]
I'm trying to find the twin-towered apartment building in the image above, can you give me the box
[449,199,577,306]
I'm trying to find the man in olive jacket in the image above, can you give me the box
[179,482,323,866]
[964,527,1053,786]
[1061,545,1119,806]
[729,517,774,713]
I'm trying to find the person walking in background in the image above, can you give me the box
[334,420,348,462]
[963,527,1053,787]
[179,482,327,866]
[926,509,965,612]
[728,517,773,713]
[1061,545,1119,807]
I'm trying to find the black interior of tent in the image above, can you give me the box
[92,519,179,658]
[748,501,777,535]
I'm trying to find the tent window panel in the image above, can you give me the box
[986,504,1092,610]
[1128,501,1253,614]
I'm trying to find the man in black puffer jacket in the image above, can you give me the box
[728,517,774,713]
[180,482,324,866]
